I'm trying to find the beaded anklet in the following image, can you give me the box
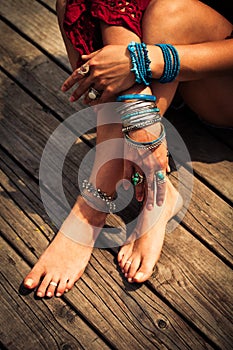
[81,180,116,213]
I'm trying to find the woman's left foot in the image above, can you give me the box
[118,179,183,283]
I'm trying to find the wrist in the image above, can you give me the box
[129,123,161,142]
[147,45,164,79]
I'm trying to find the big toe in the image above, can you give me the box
[133,260,155,283]
[24,265,45,289]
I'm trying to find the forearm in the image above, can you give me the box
[148,39,233,81]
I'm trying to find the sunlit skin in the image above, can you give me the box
[23,0,233,296]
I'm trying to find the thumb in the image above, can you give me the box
[82,49,101,60]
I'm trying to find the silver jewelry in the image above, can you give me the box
[81,180,116,213]
[77,64,90,76]
[122,116,162,133]
[49,281,58,287]
[88,87,101,100]
[155,170,166,185]
[125,260,132,265]
[125,123,166,150]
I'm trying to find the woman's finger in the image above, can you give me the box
[62,63,90,92]
[154,170,166,207]
[123,159,133,190]
[132,168,145,202]
[82,50,102,60]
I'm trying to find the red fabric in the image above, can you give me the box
[63,0,150,65]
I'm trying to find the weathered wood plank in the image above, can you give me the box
[0,186,212,349]
[38,0,56,12]
[0,237,110,350]
[0,0,69,68]
[1,125,232,348]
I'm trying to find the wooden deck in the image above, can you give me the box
[0,1,232,349]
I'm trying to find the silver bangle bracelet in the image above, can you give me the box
[125,123,166,150]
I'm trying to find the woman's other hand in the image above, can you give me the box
[61,45,136,103]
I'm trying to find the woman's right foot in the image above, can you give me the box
[24,196,106,298]
[118,179,183,283]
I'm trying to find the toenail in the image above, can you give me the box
[135,272,144,280]
[47,292,52,297]
[25,279,33,287]
[37,291,43,297]
[56,292,62,297]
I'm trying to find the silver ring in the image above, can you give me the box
[49,281,58,287]
[77,64,90,77]
[88,87,101,100]
[155,170,166,185]
[125,260,132,265]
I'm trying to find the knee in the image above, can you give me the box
[142,0,232,44]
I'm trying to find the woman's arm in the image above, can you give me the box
[62,39,233,102]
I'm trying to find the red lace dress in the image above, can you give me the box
[64,0,150,63]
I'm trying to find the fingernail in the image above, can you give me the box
[56,292,62,297]
[147,204,153,210]
[25,278,33,287]
[37,291,43,297]
[65,289,69,293]
[123,180,130,190]
[124,273,128,278]
[47,292,52,297]
[128,277,132,283]
[69,96,75,102]
[61,85,66,92]
[158,201,163,206]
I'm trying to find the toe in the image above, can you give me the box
[45,275,60,298]
[56,278,68,297]
[24,265,45,290]
[36,274,53,298]
[127,256,141,282]
[133,259,154,283]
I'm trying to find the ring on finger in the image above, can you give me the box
[131,172,144,186]
[155,170,166,185]
[77,64,90,77]
[88,87,101,100]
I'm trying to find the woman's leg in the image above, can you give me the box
[23,0,124,297]
[119,0,233,283]
[143,0,233,126]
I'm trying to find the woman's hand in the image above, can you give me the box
[123,125,169,209]
[61,45,136,103]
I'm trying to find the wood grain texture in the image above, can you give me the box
[1,188,213,350]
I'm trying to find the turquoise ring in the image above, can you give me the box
[155,170,166,184]
[131,172,144,186]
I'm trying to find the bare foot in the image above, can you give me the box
[24,197,106,297]
[118,179,183,283]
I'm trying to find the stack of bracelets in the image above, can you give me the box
[116,94,166,151]
[127,41,180,84]
[80,42,180,212]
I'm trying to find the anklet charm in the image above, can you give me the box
[81,180,116,213]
